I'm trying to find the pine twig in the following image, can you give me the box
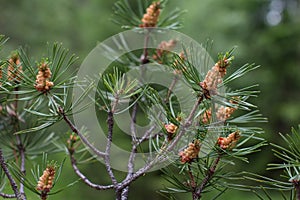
[165,76,178,103]
[0,149,24,200]
[122,103,139,199]
[58,107,106,158]
[104,111,118,186]
[188,165,196,189]
[0,192,16,198]
[119,95,204,189]
[13,87,26,199]
[127,103,138,176]
[165,95,204,153]
[140,29,151,65]
[68,149,114,190]
[193,154,222,200]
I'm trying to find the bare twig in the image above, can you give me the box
[140,29,151,65]
[127,103,138,176]
[165,76,178,103]
[0,192,16,198]
[0,149,24,200]
[193,154,222,200]
[69,150,114,190]
[104,111,118,186]
[187,165,196,189]
[58,107,106,158]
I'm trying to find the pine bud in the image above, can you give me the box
[153,39,177,61]
[200,108,212,124]
[216,98,239,121]
[34,61,54,92]
[217,131,240,150]
[67,133,79,153]
[200,53,233,96]
[36,165,56,193]
[179,140,201,163]
[7,53,23,83]
[164,122,178,134]
[140,1,161,28]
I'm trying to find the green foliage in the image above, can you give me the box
[112,0,185,29]
[0,0,299,200]
[241,126,300,199]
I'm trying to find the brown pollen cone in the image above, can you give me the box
[200,55,233,97]
[217,131,241,150]
[179,140,201,163]
[140,1,161,28]
[7,53,23,82]
[34,61,54,92]
[36,165,56,193]
[165,122,178,141]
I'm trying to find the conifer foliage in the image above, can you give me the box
[0,1,299,200]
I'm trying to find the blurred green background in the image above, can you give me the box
[0,0,299,199]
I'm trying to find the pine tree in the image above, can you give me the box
[0,1,299,200]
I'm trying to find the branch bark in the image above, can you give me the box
[0,149,25,200]
[104,111,118,186]
[0,193,16,199]
[193,154,221,200]
[293,181,300,200]
[69,150,114,190]
[58,107,106,158]
[13,87,26,199]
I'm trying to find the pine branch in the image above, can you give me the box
[119,95,204,190]
[140,29,151,65]
[58,107,106,158]
[193,154,222,200]
[165,76,179,103]
[0,192,16,198]
[165,95,204,153]
[0,149,25,200]
[125,103,138,193]
[13,86,26,199]
[104,111,118,186]
[68,150,114,190]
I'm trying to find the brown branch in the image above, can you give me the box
[293,181,300,200]
[193,154,221,200]
[119,95,204,190]
[104,111,118,186]
[58,107,106,158]
[140,29,151,65]
[13,87,26,199]
[165,95,204,152]
[16,136,26,197]
[127,103,138,176]
[0,148,24,200]
[165,76,178,103]
[187,165,196,189]
[69,149,114,190]
[0,193,16,198]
